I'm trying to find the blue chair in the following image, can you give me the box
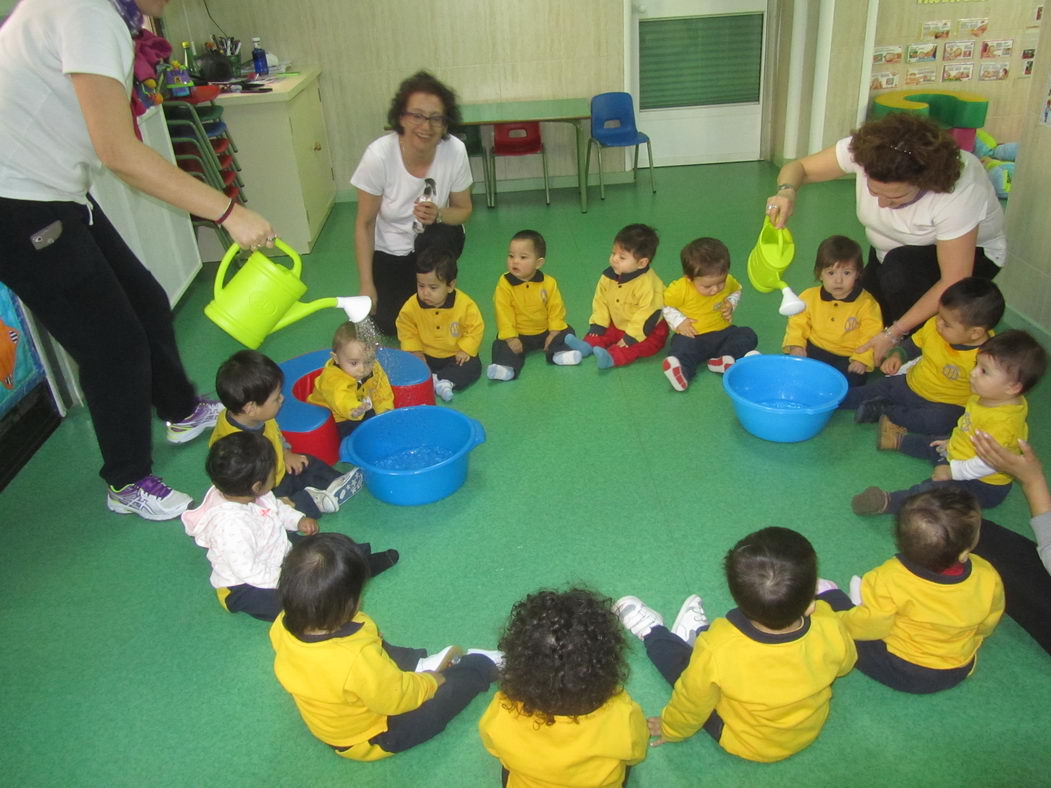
[585,92,656,200]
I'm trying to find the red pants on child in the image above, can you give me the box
[585,320,669,367]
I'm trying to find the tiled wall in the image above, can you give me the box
[164,0,624,197]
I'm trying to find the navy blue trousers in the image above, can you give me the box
[840,373,964,435]
[667,325,758,382]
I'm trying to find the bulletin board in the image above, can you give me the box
[869,1,1044,140]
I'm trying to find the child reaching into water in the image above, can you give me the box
[182,432,398,621]
[478,588,647,786]
[269,533,499,761]
[308,321,395,438]
[487,229,581,381]
[782,235,883,387]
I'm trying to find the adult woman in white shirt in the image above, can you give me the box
[766,113,1004,364]
[352,71,473,335]
[0,0,274,520]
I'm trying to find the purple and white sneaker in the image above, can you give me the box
[107,475,193,521]
[166,396,223,444]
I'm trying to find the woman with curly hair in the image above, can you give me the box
[478,588,647,787]
[351,71,473,335]
[765,113,1005,364]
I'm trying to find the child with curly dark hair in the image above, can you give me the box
[478,588,647,787]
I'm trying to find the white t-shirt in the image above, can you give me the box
[835,136,1006,267]
[350,132,473,256]
[0,0,133,203]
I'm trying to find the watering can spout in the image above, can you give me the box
[779,287,806,316]
[271,295,373,333]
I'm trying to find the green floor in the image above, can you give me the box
[3,163,1049,786]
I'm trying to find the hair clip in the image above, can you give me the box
[889,140,914,159]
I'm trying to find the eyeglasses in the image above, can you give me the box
[403,111,448,127]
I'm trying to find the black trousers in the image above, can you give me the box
[426,353,481,390]
[819,589,973,693]
[0,196,197,487]
[372,223,466,336]
[862,245,1000,328]
[643,625,724,743]
[667,325,758,382]
[365,647,496,754]
[490,326,575,379]
[806,341,868,387]
[974,518,1051,657]
[272,454,342,519]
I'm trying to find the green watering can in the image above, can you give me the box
[204,238,372,349]
[746,217,805,317]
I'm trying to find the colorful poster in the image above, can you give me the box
[1035,5,1044,24]
[0,284,46,421]
[907,43,938,63]
[958,18,989,38]
[905,66,938,86]
[942,63,974,82]
[943,40,975,61]
[1022,59,1035,77]
[873,45,904,65]
[870,71,900,90]
[981,39,1014,59]
[921,20,951,40]
[1022,48,1037,59]
[978,62,1010,81]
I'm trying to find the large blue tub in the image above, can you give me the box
[339,406,486,505]
[722,355,847,443]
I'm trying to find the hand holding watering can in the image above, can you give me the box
[746,218,805,317]
[204,238,372,349]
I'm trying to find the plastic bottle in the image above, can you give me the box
[412,178,436,234]
[251,37,269,76]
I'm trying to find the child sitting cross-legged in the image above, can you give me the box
[564,223,669,369]
[307,321,394,439]
[822,487,1004,694]
[854,329,1047,516]
[782,235,883,387]
[396,247,484,402]
[212,350,362,520]
[269,532,500,762]
[182,432,398,622]
[478,588,648,787]
[840,277,1004,436]
[661,237,758,391]
[487,229,582,382]
[615,527,856,763]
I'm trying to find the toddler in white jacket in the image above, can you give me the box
[182,432,398,621]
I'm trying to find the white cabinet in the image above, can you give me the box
[90,104,202,304]
[209,67,335,257]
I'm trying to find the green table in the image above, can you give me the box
[459,98,592,212]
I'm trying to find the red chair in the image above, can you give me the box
[487,122,550,206]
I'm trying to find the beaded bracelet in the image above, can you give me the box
[215,197,236,225]
[881,323,905,345]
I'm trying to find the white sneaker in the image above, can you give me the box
[707,355,735,374]
[305,487,338,514]
[662,356,689,392]
[432,374,454,402]
[415,645,463,672]
[107,475,193,521]
[849,575,864,606]
[165,396,222,444]
[671,594,708,646]
[744,350,761,358]
[613,595,664,640]
[466,648,504,668]
[487,364,515,381]
[552,350,582,366]
[816,578,839,595]
[326,468,364,506]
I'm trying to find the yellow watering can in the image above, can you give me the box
[746,218,805,317]
[204,238,372,349]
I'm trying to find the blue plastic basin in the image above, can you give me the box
[722,355,847,443]
[339,406,486,505]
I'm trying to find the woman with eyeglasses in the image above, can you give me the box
[351,71,474,335]
[765,113,1005,365]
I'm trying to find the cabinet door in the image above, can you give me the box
[289,84,335,243]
